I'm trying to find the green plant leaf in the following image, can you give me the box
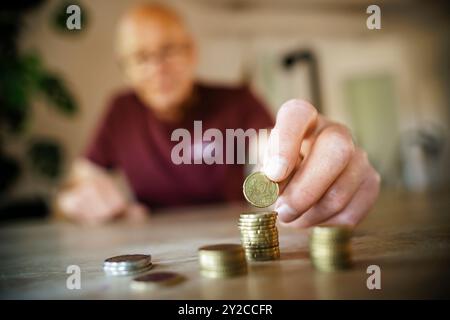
[38,73,78,115]
[0,52,47,132]
[0,153,21,194]
[27,139,63,179]
[0,58,32,132]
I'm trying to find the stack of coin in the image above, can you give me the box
[239,211,280,261]
[198,244,247,278]
[309,225,352,272]
[103,254,153,276]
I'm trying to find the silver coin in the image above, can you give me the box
[104,262,153,276]
[103,254,151,270]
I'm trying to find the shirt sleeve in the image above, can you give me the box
[83,98,119,170]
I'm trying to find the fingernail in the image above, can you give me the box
[275,203,296,222]
[263,155,288,181]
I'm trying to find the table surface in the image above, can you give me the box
[1,190,449,299]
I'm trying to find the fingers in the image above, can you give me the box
[123,203,151,223]
[262,99,318,182]
[58,178,127,225]
[58,189,87,222]
[275,124,355,223]
[319,167,381,227]
[278,149,371,228]
[73,183,110,225]
[95,174,127,216]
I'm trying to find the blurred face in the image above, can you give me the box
[117,9,197,120]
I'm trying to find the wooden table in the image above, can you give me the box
[1,190,449,299]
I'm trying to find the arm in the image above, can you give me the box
[54,158,149,225]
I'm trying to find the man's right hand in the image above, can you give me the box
[56,159,148,225]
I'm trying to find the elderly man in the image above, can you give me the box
[57,4,380,227]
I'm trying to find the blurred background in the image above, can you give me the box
[0,0,449,222]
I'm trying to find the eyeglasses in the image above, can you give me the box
[121,43,191,71]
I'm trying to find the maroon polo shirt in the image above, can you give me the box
[85,83,274,209]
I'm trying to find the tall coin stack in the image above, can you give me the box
[239,211,280,261]
[198,244,248,278]
[242,171,280,261]
[309,225,352,272]
[103,254,153,276]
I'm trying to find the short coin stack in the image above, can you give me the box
[239,211,280,261]
[309,225,352,272]
[198,244,247,278]
[103,254,153,276]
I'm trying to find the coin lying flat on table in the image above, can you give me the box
[103,254,153,276]
[243,171,279,208]
[131,272,184,290]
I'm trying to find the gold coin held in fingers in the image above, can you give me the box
[243,172,279,208]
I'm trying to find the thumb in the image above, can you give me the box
[262,99,317,182]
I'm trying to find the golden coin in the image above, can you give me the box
[311,259,352,272]
[198,243,248,277]
[241,233,278,239]
[240,211,277,219]
[309,225,353,272]
[243,172,279,208]
[309,250,351,260]
[238,219,277,226]
[238,221,276,227]
[309,242,351,251]
[198,244,244,256]
[239,224,276,229]
[246,245,280,252]
[238,226,276,231]
[242,244,279,249]
[241,234,279,240]
[238,224,276,230]
[238,224,276,229]
[311,225,352,241]
[246,249,280,255]
[239,214,277,220]
[241,238,278,245]
[239,225,276,230]
[240,231,278,238]
[246,251,280,261]
[241,235,278,240]
[200,263,247,272]
[199,254,246,268]
[238,218,276,224]
[200,268,247,278]
[242,237,279,242]
[245,252,280,259]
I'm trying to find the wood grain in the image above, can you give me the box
[0,190,449,299]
